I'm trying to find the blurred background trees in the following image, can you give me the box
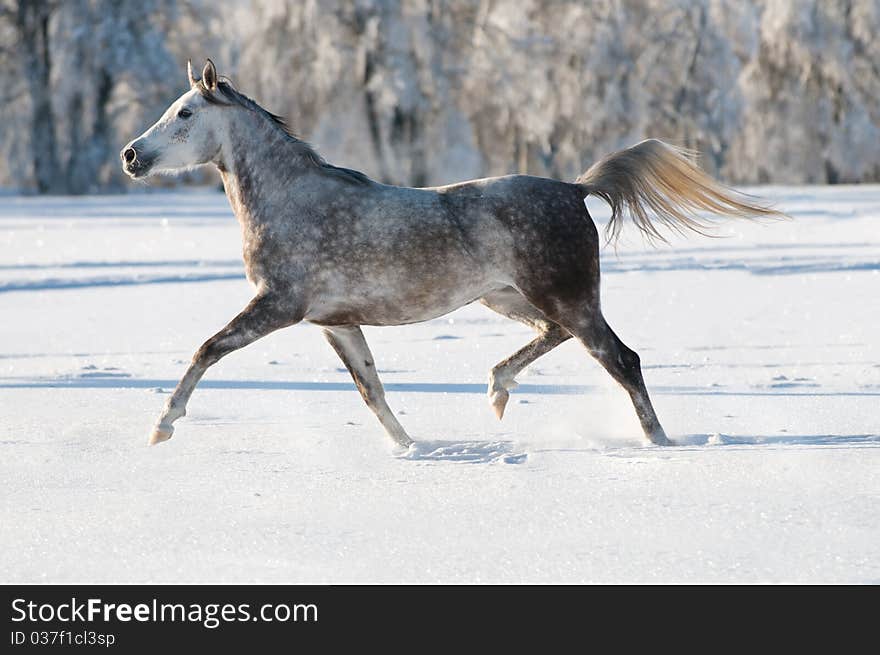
[1,0,879,193]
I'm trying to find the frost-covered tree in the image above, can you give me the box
[53,0,181,192]
[226,0,481,186]
[1,0,879,192]
[0,0,181,193]
[729,0,880,183]
[2,0,63,193]
[224,0,880,186]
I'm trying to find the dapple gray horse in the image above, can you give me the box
[122,60,779,450]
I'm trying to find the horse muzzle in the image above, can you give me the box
[120,142,155,178]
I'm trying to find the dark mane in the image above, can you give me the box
[194,78,371,186]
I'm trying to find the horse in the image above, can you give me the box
[122,59,780,450]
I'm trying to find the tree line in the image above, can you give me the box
[1,0,878,194]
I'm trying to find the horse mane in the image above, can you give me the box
[194,77,371,186]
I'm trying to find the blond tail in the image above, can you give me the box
[576,139,785,243]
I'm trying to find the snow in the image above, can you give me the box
[0,186,878,583]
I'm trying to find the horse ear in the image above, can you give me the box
[187,60,200,87]
[202,59,217,91]
[187,60,199,88]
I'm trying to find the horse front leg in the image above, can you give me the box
[149,293,299,445]
[322,325,414,449]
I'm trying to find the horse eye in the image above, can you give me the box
[178,108,192,119]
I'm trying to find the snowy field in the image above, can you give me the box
[0,186,878,584]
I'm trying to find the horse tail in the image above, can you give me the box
[575,139,784,243]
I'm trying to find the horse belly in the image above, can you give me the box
[305,268,499,327]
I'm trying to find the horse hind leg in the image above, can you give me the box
[486,326,570,418]
[513,286,670,445]
[322,325,414,449]
[480,287,572,419]
[572,315,670,445]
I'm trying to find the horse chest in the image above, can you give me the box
[236,226,317,287]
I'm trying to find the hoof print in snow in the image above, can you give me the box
[397,440,527,464]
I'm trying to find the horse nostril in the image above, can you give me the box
[123,148,137,164]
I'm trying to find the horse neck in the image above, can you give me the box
[217,117,311,227]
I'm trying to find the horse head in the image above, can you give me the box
[121,59,227,178]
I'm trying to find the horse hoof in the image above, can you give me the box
[391,438,415,457]
[650,431,672,446]
[490,389,510,420]
[148,425,173,445]
[390,431,414,449]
